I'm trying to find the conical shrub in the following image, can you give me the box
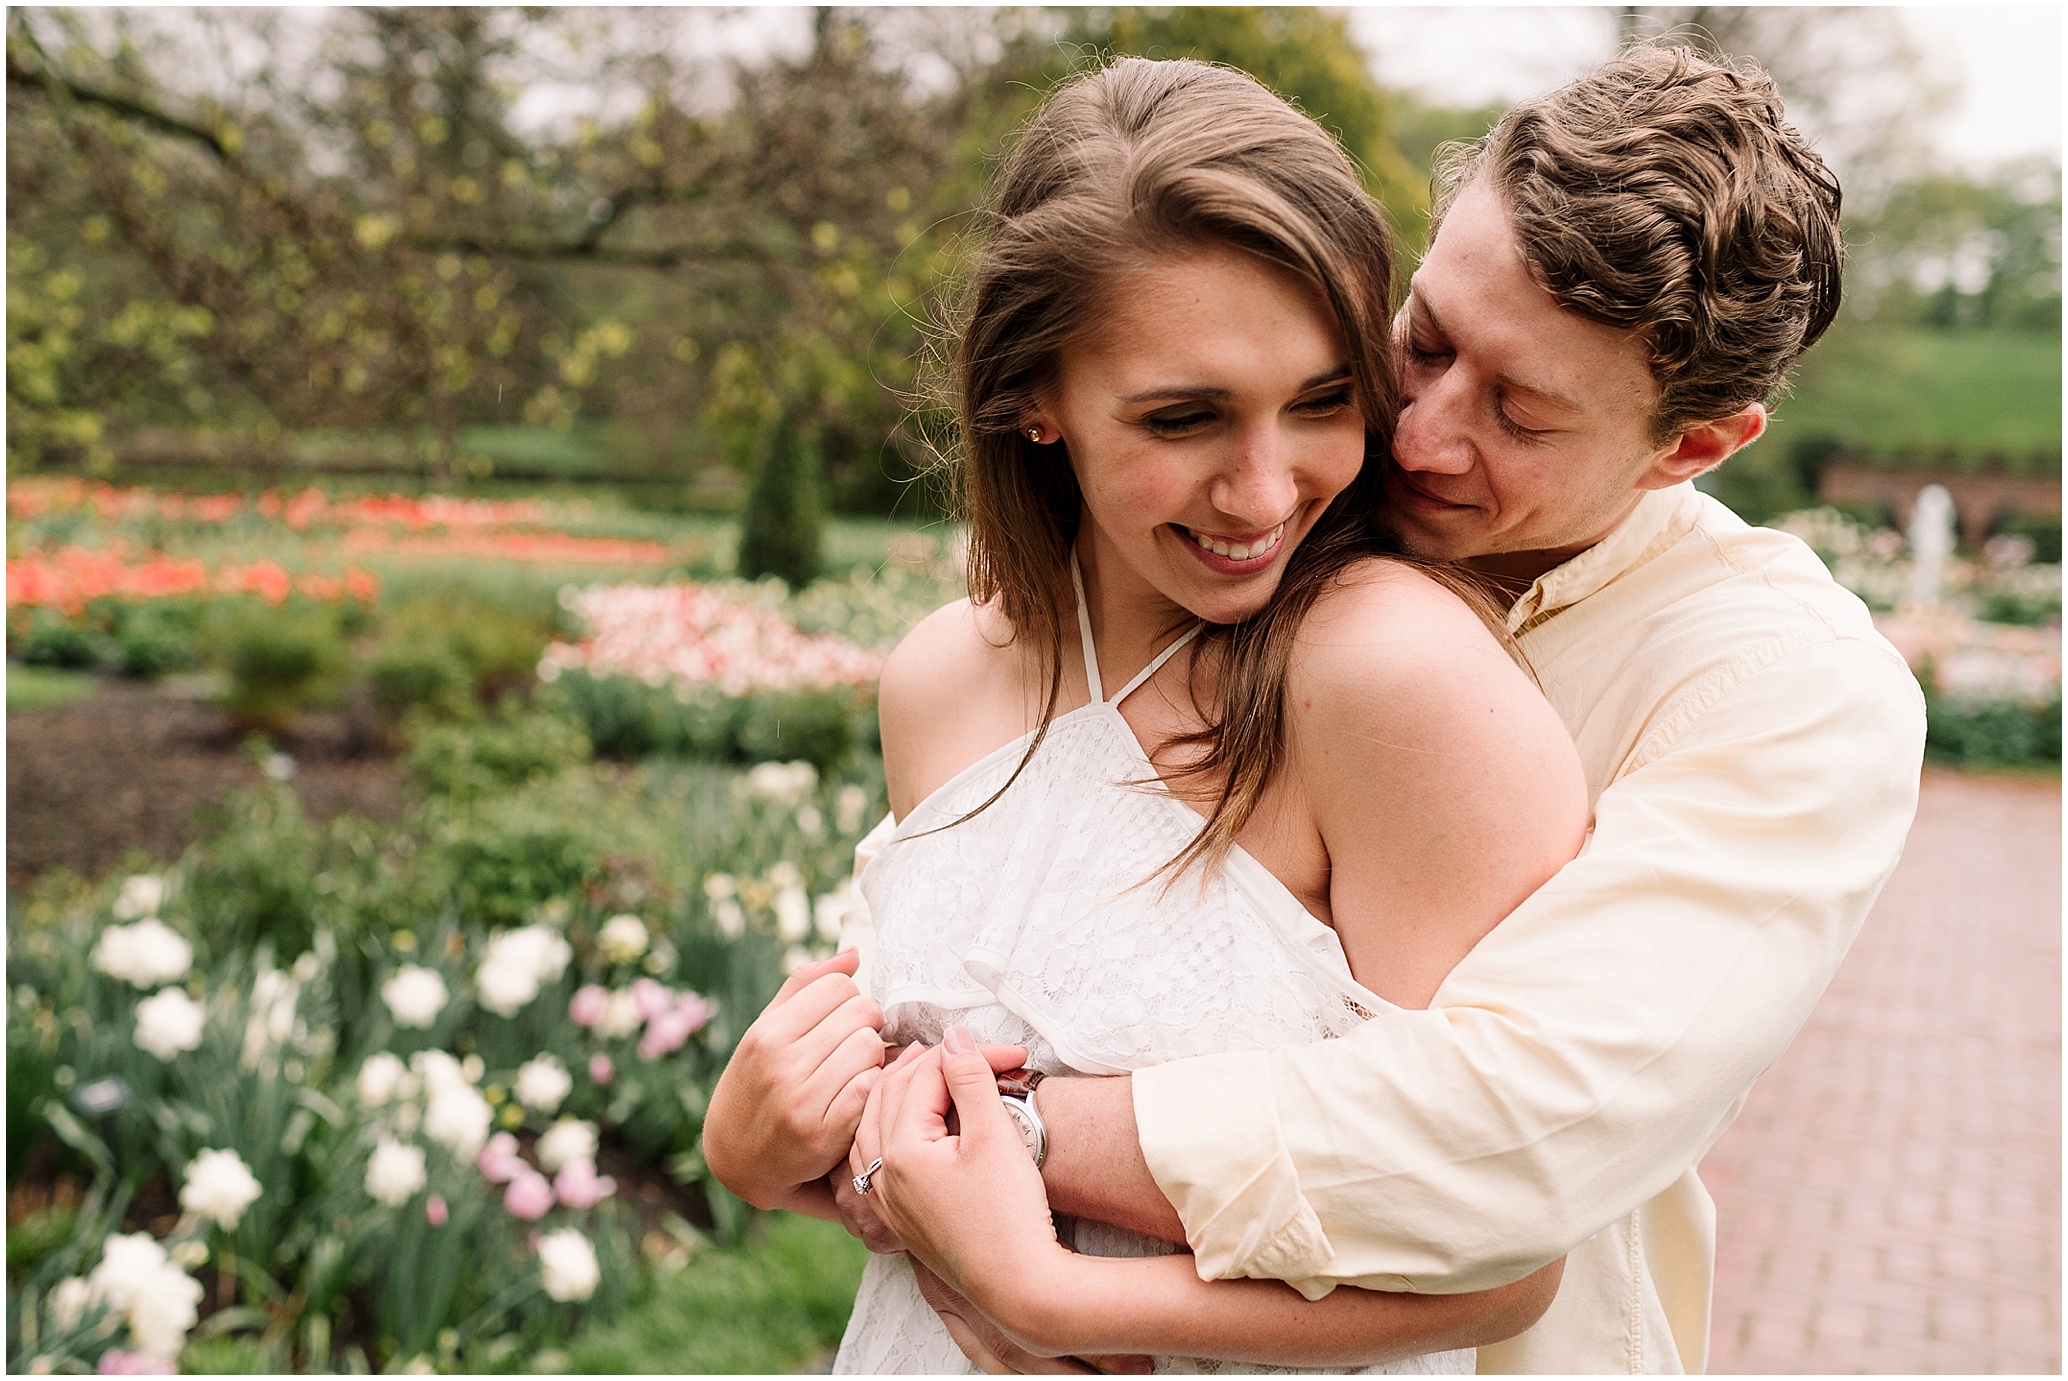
[737,413,824,589]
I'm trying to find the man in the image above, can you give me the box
[725,45,1927,1373]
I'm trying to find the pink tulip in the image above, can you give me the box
[631,977,672,1020]
[589,1054,614,1084]
[638,1009,690,1060]
[425,1194,449,1226]
[674,991,714,1035]
[504,1168,554,1221]
[568,985,608,1027]
[98,1353,176,1375]
[477,1131,523,1183]
[552,1157,617,1209]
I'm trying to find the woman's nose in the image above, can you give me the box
[1211,425,1299,528]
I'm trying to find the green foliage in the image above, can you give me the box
[13,607,113,668]
[183,775,325,961]
[369,590,555,722]
[1753,325,2061,479]
[1925,693,2063,768]
[1075,7,1421,233]
[206,599,351,729]
[562,1214,868,1374]
[113,599,204,678]
[403,701,593,802]
[737,414,826,589]
[1992,510,2062,565]
[543,673,874,772]
[5,661,102,714]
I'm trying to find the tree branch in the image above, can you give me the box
[6,54,228,159]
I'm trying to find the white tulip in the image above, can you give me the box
[381,966,448,1028]
[88,1234,169,1314]
[179,1149,263,1230]
[773,886,811,943]
[713,899,746,941]
[595,989,642,1040]
[536,1228,601,1302]
[410,1049,470,1095]
[596,915,649,964]
[834,784,870,835]
[702,872,737,902]
[241,966,301,1069]
[90,919,192,989]
[111,874,167,921]
[127,1269,204,1359]
[133,988,206,1060]
[514,1054,573,1114]
[423,1082,493,1161]
[535,1117,597,1172]
[357,1052,407,1106]
[476,926,573,1017]
[365,1138,427,1206]
[48,1276,94,1330]
[812,886,850,943]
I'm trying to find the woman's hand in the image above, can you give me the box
[702,949,887,1211]
[853,1028,1071,1316]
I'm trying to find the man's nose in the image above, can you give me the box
[1211,424,1299,528]
[1393,375,1475,476]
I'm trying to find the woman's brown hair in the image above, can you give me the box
[931,56,1481,879]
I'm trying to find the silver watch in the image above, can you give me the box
[997,1070,1048,1168]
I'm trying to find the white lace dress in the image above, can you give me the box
[832,570,1474,1376]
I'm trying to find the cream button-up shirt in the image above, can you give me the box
[1130,483,1927,1374]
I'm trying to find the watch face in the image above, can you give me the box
[1004,1097,1040,1156]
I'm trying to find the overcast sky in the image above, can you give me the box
[1345,5,2061,167]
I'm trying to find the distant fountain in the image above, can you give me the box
[1905,484,1956,608]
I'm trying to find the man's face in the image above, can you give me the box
[1386,178,1677,586]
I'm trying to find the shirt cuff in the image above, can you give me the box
[1132,1050,1339,1296]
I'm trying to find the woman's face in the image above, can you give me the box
[1027,245,1365,627]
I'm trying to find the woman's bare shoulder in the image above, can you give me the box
[1289,556,1524,703]
[879,598,1020,719]
[878,597,1033,817]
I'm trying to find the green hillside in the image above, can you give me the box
[1763,325,2061,472]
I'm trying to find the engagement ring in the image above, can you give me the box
[851,1156,884,1196]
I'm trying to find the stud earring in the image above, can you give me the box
[1025,426,1044,444]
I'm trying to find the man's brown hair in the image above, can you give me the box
[1433,43,1844,441]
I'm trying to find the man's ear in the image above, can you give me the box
[1639,403,1767,490]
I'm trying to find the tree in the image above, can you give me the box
[737,411,824,589]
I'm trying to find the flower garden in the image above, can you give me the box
[7,480,961,1373]
[5,478,2055,1374]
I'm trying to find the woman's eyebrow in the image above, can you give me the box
[1116,365,1349,407]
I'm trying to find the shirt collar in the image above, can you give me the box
[1504,483,1707,634]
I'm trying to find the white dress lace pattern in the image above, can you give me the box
[832,567,1473,1376]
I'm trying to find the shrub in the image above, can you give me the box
[404,701,593,802]
[542,672,874,770]
[182,772,324,960]
[208,599,350,729]
[14,608,112,668]
[1925,692,2063,767]
[111,600,203,678]
[736,414,824,590]
[369,591,558,722]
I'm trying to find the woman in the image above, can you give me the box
[705,58,1587,1372]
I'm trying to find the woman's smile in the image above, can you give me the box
[1174,518,1288,573]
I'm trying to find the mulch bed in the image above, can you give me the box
[7,681,408,894]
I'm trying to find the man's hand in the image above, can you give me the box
[911,1259,1150,1375]
[702,950,886,1209]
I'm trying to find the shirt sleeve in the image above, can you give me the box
[1132,636,1927,1296]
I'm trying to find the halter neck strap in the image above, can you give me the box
[1070,553,1203,708]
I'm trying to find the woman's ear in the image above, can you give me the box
[1639,403,1767,490]
[1018,406,1062,447]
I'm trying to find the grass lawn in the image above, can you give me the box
[1764,324,2061,470]
[558,1213,869,1373]
[6,663,102,714]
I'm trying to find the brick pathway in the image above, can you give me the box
[1703,768,2062,1374]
